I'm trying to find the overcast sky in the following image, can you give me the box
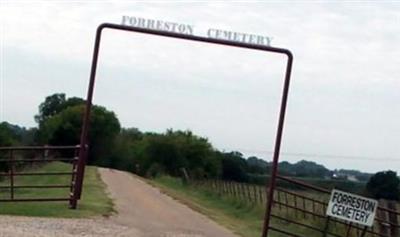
[1,1,399,173]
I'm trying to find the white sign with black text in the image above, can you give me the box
[326,189,378,227]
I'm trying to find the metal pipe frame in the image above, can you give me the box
[0,146,79,204]
[76,23,294,233]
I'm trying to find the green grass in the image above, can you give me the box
[150,176,271,237]
[149,176,374,237]
[0,162,113,218]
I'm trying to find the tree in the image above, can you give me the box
[35,93,84,125]
[366,171,400,201]
[164,130,220,178]
[220,151,248,182]
[35,93,66,124]
[40,104,121,166]
[131,130,221,178]
[247,156,268,174]
[133,134,185,177]
[108,128,143,171]
[0,122,17,146]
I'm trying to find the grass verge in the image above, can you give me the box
[149,175,266,237]
[0,162,113,218]
[149,176,354,237]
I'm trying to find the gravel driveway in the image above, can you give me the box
[0,168,238,237]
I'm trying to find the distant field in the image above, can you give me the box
[0,162,113,218]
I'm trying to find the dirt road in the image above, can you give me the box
[0,168,238,237]
[99,168,238,237]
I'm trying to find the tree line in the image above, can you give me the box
[0,93,399,201]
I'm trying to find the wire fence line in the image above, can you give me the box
[190,178,400,237]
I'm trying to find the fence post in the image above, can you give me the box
[240,183,246,200]
[378,199,391,237]
[277,190,282,210]
[387,200,399,237]
[253,185,258,203]
[246,183,252,202]
[284,191,289,217]
[322,217,331,237]
[345,222,353,237]
[69,146,79,209]
[359,226,368,237]
[229,182,233,196]
[9,150,14,200]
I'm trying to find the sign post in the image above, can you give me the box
[326,189,378,227]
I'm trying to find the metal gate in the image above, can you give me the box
[81,22,293,231]
[0,145,82,208]
[266,175,400,237]
[2,23,294,216]
[88,24,397,237]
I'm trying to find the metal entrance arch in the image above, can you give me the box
[77,23,293,237]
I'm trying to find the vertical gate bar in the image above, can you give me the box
[285,192,289,217]
[277,190,282,210]
[312,200,316,220]
[10,150,14,200]
[69,146,79,208]
[346,222,353,237]
[74,24,106,206]
[303,198,307,218]
[261,52,293,237]
[371,223,375,237]
[359,226,368,237]
[322,217,331,237]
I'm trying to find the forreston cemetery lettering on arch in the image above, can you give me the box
[326,189,378,227]
[121,15,273,46]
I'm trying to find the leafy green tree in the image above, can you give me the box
[0,122,17,146]
[35,93,66,124]
[247,156,268,174]
[131,130,220,178]
[366,171,400,200]
[35,93,84,125]
[0,122,18,173]
[108,128,143,171]
[220,151,248,182]
[133,134,186,177]
[40,104,120,166]
[164,130,220,178]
